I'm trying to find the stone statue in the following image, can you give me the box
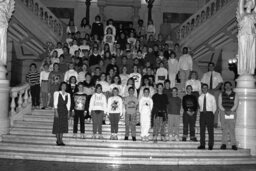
[0,0,14,67]
[237,0,256,75]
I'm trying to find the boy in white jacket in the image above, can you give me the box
[107,87,123,140]
[89,84,107,139]
[139,88,153,141]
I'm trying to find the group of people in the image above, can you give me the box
[25,16,239,150]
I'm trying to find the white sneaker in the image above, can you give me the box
[80,133,85,139]
[73,133,77,138]
[175,135,179,141]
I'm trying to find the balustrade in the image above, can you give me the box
[10,83,31,126]
[176,0,232,41]
[20,0,63,37]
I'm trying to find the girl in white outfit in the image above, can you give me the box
[139,88,153,141]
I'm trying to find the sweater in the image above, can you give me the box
[89,93,107,113]
[124,96,138,114]
[167,96,181,115]
[182,94,198,112]
[107,96,123,115]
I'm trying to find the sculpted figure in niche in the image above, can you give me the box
[237,0,256,75]
[0,0,15,67]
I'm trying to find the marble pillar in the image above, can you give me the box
[99,6,105,23]
[0,0,15,140]
[235,74,256,155]
[133,7,140,28]
[85,0,91,24]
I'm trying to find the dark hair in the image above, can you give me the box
[156,83,164,88]
[112,87,119,93]
[164,79,170,84]
[95,84,102,92]
[188,71,199,80]
[80,17,89,27]
[58,82,68,91]
[69,76,77,84]
[201,83,208,88]
[30,63,37,69]
[172,87,178,92]
[170,51,176,58]
[128,86,135,91]
[186,85,193,90]
[127,77,135,86]
[208,62,215,67]
[143,87,150,93]
[224,81,232,87]
[68,19,74,26]
[112,75,121,84]
[77,82,84,87]
[95,15,101,21]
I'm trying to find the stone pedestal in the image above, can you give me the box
[235,74,256,155]
[0,80,10,141]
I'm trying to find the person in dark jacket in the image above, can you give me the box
[152,83,168,143]
[91,15,104,41]
[182,85,198,142]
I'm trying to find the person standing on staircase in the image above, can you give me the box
[218,81,238,150]
[201,62,223,128]
[52,82,71,146]
[89,84,107,139]
[198,83,216,150]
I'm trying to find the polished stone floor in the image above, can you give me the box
[0,159,255,171]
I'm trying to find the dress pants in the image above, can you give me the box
[73,110,85,133]
[183,111,197,138]
[200,111,214,147]
[91,110,104,134]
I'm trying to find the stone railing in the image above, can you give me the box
[176,0,233,41]
[20,0,63,38]
[9,83,31,126]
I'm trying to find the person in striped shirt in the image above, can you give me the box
[26,63,40,109]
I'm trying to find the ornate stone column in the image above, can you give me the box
[133,6,140,28]
[0,0,15,140]
[145,0,154,23]
[85,0,91,24]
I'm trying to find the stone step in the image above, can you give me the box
[0,150,255,165]
[10,126,222,134]
[0,142,250,157]
[8,130,223,141]
[2,134,209,148]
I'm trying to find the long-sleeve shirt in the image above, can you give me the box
[198,93,217,113]
[182,94,198,112]
[107,96,123,115]
[186,79,201,94]
[104,25,116,36]
[178,54,193,71]
[54,91,71,111]
[64,69,78,83]
[89,93,107,113]
[168,58,179,74]
[26,71,40,86]
[155,67,168,84]
[139,96,153,114]
[167,96,181,115]
[73,93,88,111]
[201,71,223,89]
[40,70,50,85]
[129,72,142,90]
[124,96,138,114]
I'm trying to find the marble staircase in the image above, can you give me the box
[0,109,256,165]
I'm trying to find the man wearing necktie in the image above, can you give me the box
[198,83,217,150]
[201,62,223,128]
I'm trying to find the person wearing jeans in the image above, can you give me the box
[89,84,107,139]
[107,88,123,140]
[152,83,168,143]
[73,83,88,139]
[182,85,198,142]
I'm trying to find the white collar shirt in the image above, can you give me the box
[198,92,217,113]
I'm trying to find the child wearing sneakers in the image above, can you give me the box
[167,87,181,141]
[107,87,123,140]
[124,86,138,141]
[139,88,153,141]
[89,84,107,139]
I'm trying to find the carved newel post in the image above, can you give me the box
[0,0,15,140]
[145,0,154,22]
[235,0,256,155]
[85,0,91,24]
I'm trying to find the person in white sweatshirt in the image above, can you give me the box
[139,88,153,141]
[64,63,78,83]
[107,87,123,140]
[89,84,107,139]
[155,61,168,84]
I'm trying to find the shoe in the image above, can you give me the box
[59,142,65,146]
[190,137,197,142]
[232,145,238,150]
[98,135,104,139]
[124,136,128,140]
[208,146,213,150]
[174,135,179,142]
[102,121,106,125]
[220,144,226,150]
[153,136,157,143]
[92,134,97,139]
[80,133,85,139]
[110,135,114,140]
[114,135,118,140]
[141,136,145,142]
[182,137,187,141]
[161,136,166,142]
[41,107,46,110]
[132,137,136,141]
[197,145,206,149]
[145,136,149,142]
[136,123,140,126]
[73,133,77,138]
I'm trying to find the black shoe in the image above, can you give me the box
[190,137,197,142]
[220,144,226,150]
[124,136,128,140]
[136,123,140,126]
[232,145,238,150]
[41,107,46,110]
[59,142,65,146]
[214,123,218,128]
[208,146,213,150]
[102,121,106,125]
[132,137,136,141]
[197,145,205,149]
[182,137,187,141]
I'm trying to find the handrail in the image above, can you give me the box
[20,0,63,38]
[10,83,31,126]
[176,0,233,41]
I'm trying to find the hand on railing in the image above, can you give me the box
[20,0,63,38]
[177,0,232,40]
